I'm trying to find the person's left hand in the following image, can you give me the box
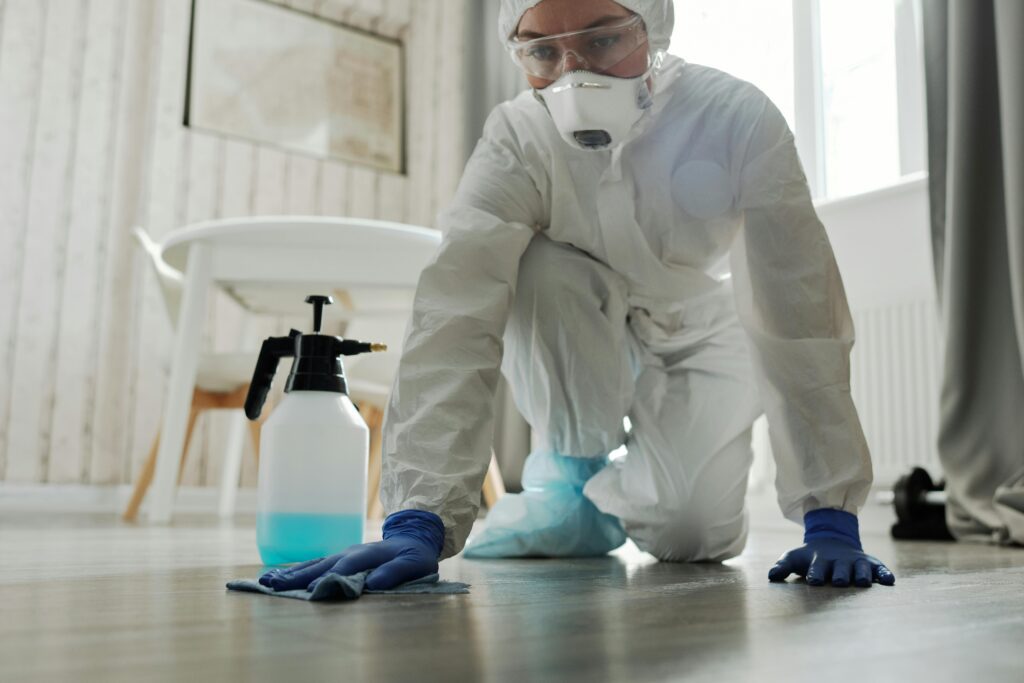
[768,538,895,587]
[768,508,895,587]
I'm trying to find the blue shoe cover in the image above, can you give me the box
[463,452,626,558]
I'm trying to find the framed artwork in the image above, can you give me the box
[186,0,404,173]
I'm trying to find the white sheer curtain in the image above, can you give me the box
[463,2,531,490]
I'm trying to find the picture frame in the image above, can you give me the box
[186,0,405,174]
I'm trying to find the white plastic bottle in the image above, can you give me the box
[244,295,385,566]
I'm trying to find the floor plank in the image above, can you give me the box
[1,497,1022,682]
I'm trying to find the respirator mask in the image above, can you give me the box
[508,14,660,150]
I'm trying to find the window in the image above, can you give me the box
[669,0,926,200]
[671,0,796,129]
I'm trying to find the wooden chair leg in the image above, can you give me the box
[368,490,385,520]
[123,392,203,521]
[247,419,262,468]
[123,433,161,522]
[482,451,506,508]
[363,404,385,518]
[176,405,202,485]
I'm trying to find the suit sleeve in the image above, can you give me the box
[729,92,874,524]
[381,107,544,558]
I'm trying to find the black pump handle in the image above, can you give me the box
[244,331,299,420]
[305,295,334,334]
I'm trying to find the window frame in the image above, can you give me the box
[790,0,926,199]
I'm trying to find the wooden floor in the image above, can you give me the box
[2,497,1023,683]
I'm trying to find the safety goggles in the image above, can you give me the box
[507,14,649,80]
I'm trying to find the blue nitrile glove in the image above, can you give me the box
[258,510,445,592]
[768,509,896,587]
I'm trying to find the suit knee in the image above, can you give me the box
[627,506,748,563]
[513,236,626,321]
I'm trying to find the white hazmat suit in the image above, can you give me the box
[381,0,873,561]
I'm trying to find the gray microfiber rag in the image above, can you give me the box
[226,571,470,602]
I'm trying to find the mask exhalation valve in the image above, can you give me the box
[573,130,613,149]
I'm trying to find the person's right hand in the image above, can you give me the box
[258,510,445,592]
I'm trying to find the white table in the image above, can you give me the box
[148,216,440,522]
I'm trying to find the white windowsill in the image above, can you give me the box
[813,170,929,213]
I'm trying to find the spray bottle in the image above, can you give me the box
[244,294,386,565]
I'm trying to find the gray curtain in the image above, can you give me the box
[463,0,531,491]
[463,0,529,158]
[923,0,1024,544]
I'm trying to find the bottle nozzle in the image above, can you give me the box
[336,339,388,356]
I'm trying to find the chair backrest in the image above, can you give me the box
[132,226,183,326]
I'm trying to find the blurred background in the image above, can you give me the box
[0,0,936,513]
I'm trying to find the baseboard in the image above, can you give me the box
[0,483,258,515]
[0,482,895,520]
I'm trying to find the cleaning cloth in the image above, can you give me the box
[226,571,470,602]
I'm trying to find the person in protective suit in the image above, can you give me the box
[260,0,895,594]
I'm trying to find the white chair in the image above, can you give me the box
[126,228,405,520]
[144,216,505,523]
[123,227,265,521]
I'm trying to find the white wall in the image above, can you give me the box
[819,173,935,308]
[821,174,943,486]
[0,0,470,490]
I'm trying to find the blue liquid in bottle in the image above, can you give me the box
[257,512,364,566]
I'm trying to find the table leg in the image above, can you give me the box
[217,314,254,519]
[216,412,247,518]
[146,243,211,523]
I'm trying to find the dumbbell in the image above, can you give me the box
[876,467,954,541]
